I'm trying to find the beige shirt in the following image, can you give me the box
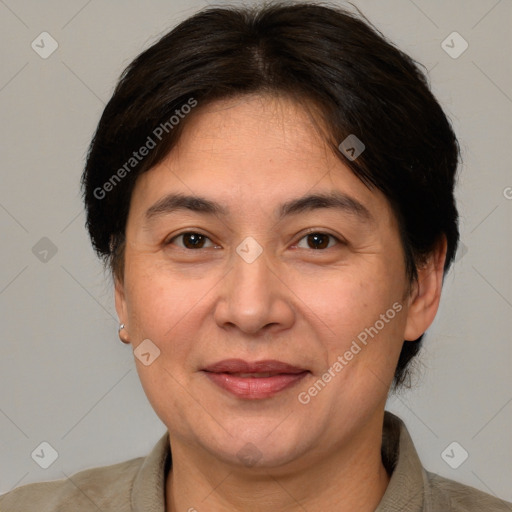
[1,411,510,511]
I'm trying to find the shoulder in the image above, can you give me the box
[381,412,511,511]
[0,455,144,512]
[425,470,512,511]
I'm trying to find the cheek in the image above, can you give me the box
[301,267,406,377]
[123,265,200,342]
[294,270,397,340]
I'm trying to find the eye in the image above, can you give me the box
[166,231,341,251]
[294,232,341,250]
[166,232,218,250]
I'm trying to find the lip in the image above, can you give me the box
[202,359,309,399]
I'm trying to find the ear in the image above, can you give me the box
[114,276,128,326]
[403,236,448,341]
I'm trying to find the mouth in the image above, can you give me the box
[201,359,310,399]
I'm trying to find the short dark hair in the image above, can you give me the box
[81,1,460,388]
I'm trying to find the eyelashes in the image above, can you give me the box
[294,231,341,250]
[167,232,218,250]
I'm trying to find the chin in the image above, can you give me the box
[200,419,312,470]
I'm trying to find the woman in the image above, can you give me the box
[2,2,510,511]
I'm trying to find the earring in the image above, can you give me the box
[118,323,130,344]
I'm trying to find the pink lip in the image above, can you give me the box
[202,359,309,399]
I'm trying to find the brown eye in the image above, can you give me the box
[296,232,339,250]
[168,232,215,249]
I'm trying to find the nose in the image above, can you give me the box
[213,245,295,336]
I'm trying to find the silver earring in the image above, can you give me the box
[118,323,129,344]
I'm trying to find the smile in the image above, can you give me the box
[202,359,310,399]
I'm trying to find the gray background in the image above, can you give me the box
[1,0,511,502]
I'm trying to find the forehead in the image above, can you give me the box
[130,94,394,228]
[174,93,330,162]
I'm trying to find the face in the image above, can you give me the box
[115,94,430,470]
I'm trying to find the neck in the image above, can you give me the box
[166,412,390,512]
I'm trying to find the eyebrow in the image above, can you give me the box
[144,191,373,224]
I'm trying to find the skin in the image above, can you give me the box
[115,94,447,512]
